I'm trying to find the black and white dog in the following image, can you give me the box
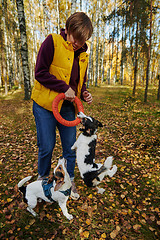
[18,157,73,220]
[71,112,117,194]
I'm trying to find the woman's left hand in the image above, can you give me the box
[82,91,93,104]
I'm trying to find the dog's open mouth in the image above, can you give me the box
[77,112,93,122]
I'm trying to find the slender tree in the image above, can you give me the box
[144,0,153,102]
[157,59,160,100]
[132,20,139,96]
[16,0,31,100]
[71,0,77,14]
[95,0,100,87]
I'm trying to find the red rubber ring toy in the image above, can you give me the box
[52,93,84,127]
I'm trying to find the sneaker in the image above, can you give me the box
[71,181,80,200]
[37,175,48,181]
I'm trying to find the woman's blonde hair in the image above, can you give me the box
[66,12,93,44]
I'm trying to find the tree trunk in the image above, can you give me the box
[115,15,119,83]
[144,0,152,102]
[56,0,60,34]
[95,0,100,87]
[157,75,160,100]
[16,0,31,100]
[87,4,97,87]
[71,0,77,14]
[120,16,124,85]
[133,20,139,96]
[43,0,49,37]
[80,0,82,11]
[157,58,160,100]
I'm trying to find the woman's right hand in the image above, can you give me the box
[65,87,75,102]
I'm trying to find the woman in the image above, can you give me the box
[31,12,93,200]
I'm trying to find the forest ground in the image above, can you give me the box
[0,85,159,240]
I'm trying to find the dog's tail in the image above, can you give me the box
[18,176,32,203]
[18,176,32,188]
[104,156,113,169]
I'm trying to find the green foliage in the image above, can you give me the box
[0,87,159,239]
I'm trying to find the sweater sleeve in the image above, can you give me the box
[35,34,69,93]
[80,69,88,101]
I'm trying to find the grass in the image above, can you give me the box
[0,85,159,240]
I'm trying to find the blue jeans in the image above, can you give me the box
[33,101,76,180]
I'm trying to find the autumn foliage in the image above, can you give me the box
[0,86,159,239]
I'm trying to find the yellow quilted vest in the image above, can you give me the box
[31,33,89,111]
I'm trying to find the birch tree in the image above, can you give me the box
[16,0,31,100]
[71,0,76,14]
[95,0,100,87]
[87,0,97,87]
[144,0,153,102]
[56,0,60,33]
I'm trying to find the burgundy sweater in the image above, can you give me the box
[35,29,88,97]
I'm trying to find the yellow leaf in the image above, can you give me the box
[101,233,106,238]
[110,230,117,239]
[79,227,83,234]
[120,184,125,189]
[116,226,121,232]
[83,231,89,238]
[46,214,51,219]
[88,194,92,199]
[155,208,159,213]
[7,198,12,203]
[122,236,127,240]
[29,219,35,225]
[128,209,132,215]
[121,194,125,199]
[140,219,146,224]
[86,219,91,225]
[25,225,30,230]
[142,213,147,219]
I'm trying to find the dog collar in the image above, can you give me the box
[42,179,71,201]
[60,187,71,196]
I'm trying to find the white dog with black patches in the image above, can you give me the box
[71,112,117,194]
[18,157,73,220]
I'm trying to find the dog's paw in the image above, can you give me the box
[96,187,105,194]
[108,165,117,177]
[112,165,117,175]
[104,156,113,169]
[66,214,73,220]
[27,207,38,217]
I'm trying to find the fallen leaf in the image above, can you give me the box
[149,227,155,231]
[133,224,141,231]
[83,231,89,238]
[101,233,106,238]
[116,226,121,232]
[86,219,91,225]
[110,230,117,239]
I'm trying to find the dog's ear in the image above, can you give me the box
[98,121,103,127]
[47,173,55,184]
